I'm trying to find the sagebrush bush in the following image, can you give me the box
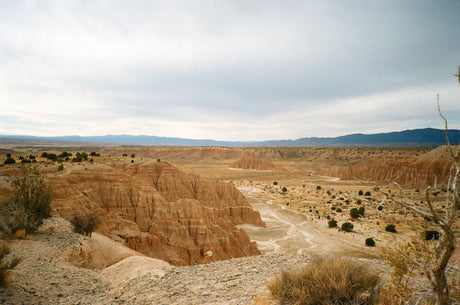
[268,256,380,305]
[0,242,20,288]
[0,166,52,235]
[350,208,360,219]
[365,238,376,247]
[71,212,100,236]
[328,219,338,228]
[385,224,397,233]
[341,222,354,232]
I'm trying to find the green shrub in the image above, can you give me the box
[273,181,278,186]
[424,230,440,240]
[268,256,380,305]
[350,208,360,219]
[6,153,11,158]
[356,199,362,205]
[122,153,128,157]
[358,207,365,217]
[365,238,376,247]
[365,191,371,196]
[316,185,321,190]
[58,151,72,158]
[358,190,363,196]
[328,219,338,228]
[282,186,287,192]
[71,212,100,237]
[72,156,83,162]
[336,208,342,213]
[130,154,135,158]
[4,157,15,165]
[385,224,397,233]
[0,242,21,287]
[42,153,58,161]
[341,222,354,232]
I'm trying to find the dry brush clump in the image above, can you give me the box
[268,256,381,305]
[0,165,52,235]
[0,242,20,288]
[70,212,100,237]
[374,75,460,305]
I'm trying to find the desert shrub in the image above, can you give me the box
[57,164,64,171]
[43,153,58,161]
[0,242,21,288]
[316,185,321,190]
[336,208,342,213]
[273,181,278,185]
[4,157,15,165]
[71,212,100,237]
[282,186,287,192]
[358,207,365,216]
[377,206,383,211]
[130,154,135,158]
[20,159,31,164]
[385,224,397,233]
[122,153,128,156]
[356,199,362,205]
[365,238,376,247]
[0,166,52,235]
[6,153,11,158]
[358,190,363,196]
[268,256,380,305]
[341,222,354,232]
[424,230,440,240]
[350,208,360,219]
[72,156,82,162]
[58,151,71,158]
[365,191,371,196]
[328,219,338,228]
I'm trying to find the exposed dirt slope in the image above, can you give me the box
[230,153,284,171]
[335,146,455,187]
[49,161,264,266]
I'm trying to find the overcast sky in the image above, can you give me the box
[1,1,459,141]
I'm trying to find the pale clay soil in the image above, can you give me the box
[1,184,453,304]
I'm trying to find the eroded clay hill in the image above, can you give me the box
[336,145,455,188]
[230,153,284,171]
[49,161,264,266]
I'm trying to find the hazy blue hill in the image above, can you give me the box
[0,128,459,147]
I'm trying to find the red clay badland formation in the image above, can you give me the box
[50,160,265,266]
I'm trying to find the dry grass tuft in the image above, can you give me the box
[268,256,381,305]
[0,242,20,288]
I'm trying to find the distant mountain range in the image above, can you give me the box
[0,128,459,147]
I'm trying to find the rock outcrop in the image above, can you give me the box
[230,153,284,171]
[336,146,455,188]
[50,161,265,266]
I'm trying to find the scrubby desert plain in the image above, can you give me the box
[0,145,458,304]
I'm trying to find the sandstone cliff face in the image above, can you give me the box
[50,161,264,266]
[230,153,284,171]
[336,146,454,188]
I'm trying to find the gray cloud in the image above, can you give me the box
[0,1,459,140]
